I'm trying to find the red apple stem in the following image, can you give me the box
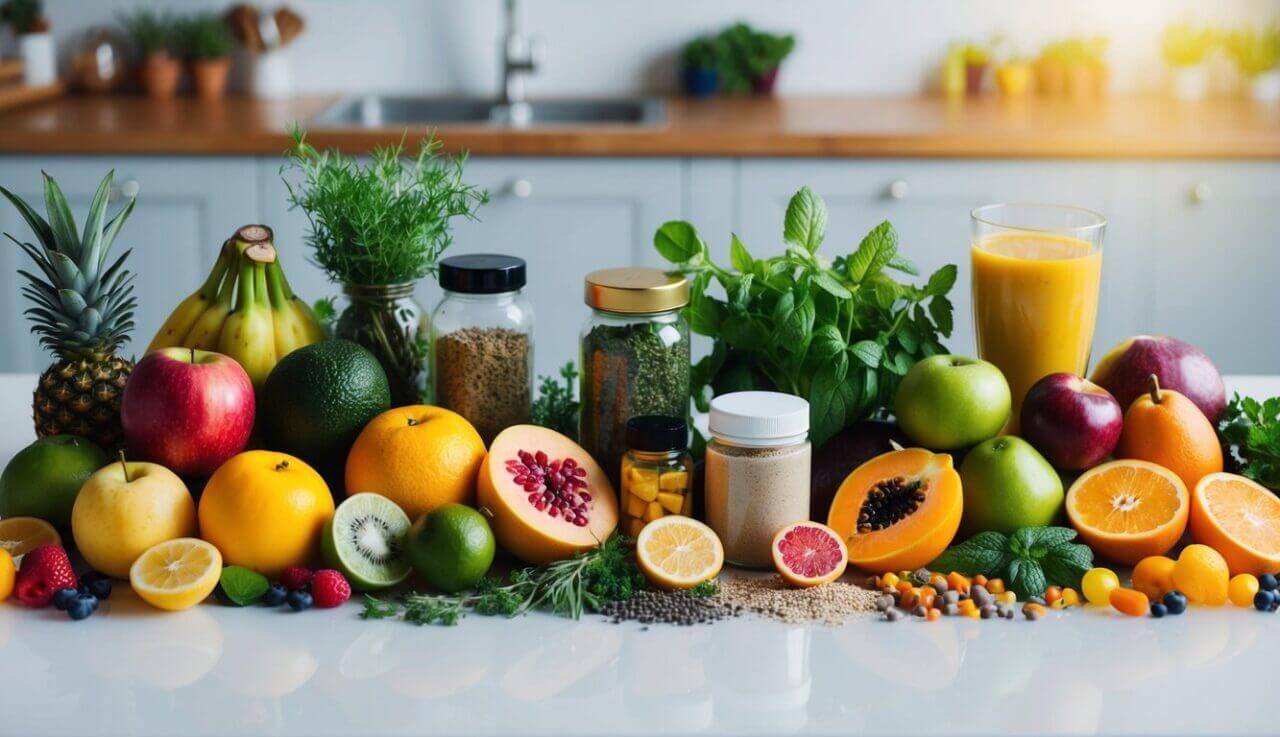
[117,450,131,483]
[190,346,196,364]
[1148,374,1162,405]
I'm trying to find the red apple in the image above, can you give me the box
[1089,335,1226,422]
[1021,372,1123,471]
[121,348,255,477]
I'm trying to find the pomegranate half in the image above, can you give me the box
[477,425,618,564]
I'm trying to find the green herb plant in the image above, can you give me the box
[1,0,44,35]
[1218,393,1280,492]
[654,186,955,447]
[1224,24,1280,77]
[681,35,725,71]
[717,22,796,93]
[531,362,580,440]
[362,535,646,626]
[930,526,1095,599]
[119,9,177,55]
[180,12,235,60]
[1162,21,1218,67]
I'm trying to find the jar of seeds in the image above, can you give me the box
[431,254,533,444]
[580,268,690,485]
[705,391,811,569]
[620,416,693,538]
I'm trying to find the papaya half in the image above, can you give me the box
[827,447,963,572]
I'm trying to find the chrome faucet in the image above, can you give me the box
[497,0,540,125]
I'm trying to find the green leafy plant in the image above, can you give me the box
[282,126,488,287]
[180,12,235,60]
[654,186,955,447]
[119,9,178,55]
[1218,393,1280,492]
[681,35,725,71]
[688,579,719,598]
[531,362,580,440]
[717,22,796,93]
[361,535,645,626]
[960,42,990,66]
[930,526,1094,598]
[1,0,44,34]
[218,566,269,606]
[1162,21,1218,67]
[1224,24,1280,77]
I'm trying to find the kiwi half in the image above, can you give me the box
[321,492,412,591]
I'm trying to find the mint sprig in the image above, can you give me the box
[219,565,270,606]
[930,526,1094,599]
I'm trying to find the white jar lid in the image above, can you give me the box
[709,391,810,447]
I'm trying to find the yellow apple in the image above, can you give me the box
[72,458,197,578]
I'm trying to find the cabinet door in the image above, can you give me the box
[0,157,259,373]
[261,157,684,381]
[1147,163,1280,373]
[733,160,1138,361]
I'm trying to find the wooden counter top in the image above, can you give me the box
[1,94,1277,158]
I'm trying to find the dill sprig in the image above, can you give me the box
[282,126,487,286]
[362,535,646,626]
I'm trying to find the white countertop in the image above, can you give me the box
[1,374,1277,737]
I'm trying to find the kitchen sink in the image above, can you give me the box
[311,96,666,128]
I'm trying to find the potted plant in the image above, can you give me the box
[182,13,235,100]
[121,9,180,98]
[1162,21,1218,102]
[1225,24,1280,103]
[1036,40,1068,96]
[680,35,722,98]
[961,43,990,96]
[282,128,488,406]
[2,0,54,86]
[718,23,796,96]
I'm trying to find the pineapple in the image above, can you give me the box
[1,171,138,450]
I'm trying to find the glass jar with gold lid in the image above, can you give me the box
[579,268,690,486]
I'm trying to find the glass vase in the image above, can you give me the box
[334,282,430,406]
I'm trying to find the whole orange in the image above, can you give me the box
[1115,375,1222,491]
[345,405,486,521]
[198,451,335,577]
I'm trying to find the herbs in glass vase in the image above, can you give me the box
[282,127,487,405]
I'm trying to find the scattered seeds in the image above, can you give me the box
[599,589,738,626]
[717,576,880,625]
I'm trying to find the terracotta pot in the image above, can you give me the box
[192,57,232,101]
[751,67,780,96]
[141,52,182,99]
[964,62,987,96]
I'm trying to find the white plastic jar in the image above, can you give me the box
[704,391,812,568]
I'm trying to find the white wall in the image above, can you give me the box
[29,0,1278,97]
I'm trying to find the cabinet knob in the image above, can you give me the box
[1190,181,1212,204]
[110,179,140,201]
[509,178,533,198]
[887,179,910,200]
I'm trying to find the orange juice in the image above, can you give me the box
[971,232,1102,427]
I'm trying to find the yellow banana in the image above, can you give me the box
[265,261,308,359]
[181,261,236,350]
[217,257,277,388]
[147,246,232,353]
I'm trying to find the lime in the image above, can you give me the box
[0,435,110,528]
[406,504,495,593]
[321,492,412,591]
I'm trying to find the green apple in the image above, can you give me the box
[894,355,1011,450]
[0,435,111,528]
[959,435,1064,536]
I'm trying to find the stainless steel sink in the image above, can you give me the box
[311,96,666,128]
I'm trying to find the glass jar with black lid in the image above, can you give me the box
[431,254,533,443]
[620,415,693,538]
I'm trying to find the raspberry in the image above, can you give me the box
[280,566,313,591]
[15,545,78,608]
[310,569,351,609]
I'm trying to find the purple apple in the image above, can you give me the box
[1089,335,1225,422]
[1021,373,1123,471]
[121,348,255,477]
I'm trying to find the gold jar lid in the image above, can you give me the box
[584,268,689,314]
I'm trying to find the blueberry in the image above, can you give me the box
[1261,574,1278,592]
[262,583,288,607]
[84,576,112,600]
[1150,602,1168,618]
[1255,591,1275,612]
[52,587,79,611]
[67,594,98,621]
[1162,591,1188,615]
[286,590,312,612]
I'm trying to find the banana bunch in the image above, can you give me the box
[148,224,326,387]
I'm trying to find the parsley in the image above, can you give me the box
[530,362,580,440]
[361,535,646,626]
[688,580,720,598]
[654,186,956,447]
[1218,393,1280,492]
[930,526,1094,599]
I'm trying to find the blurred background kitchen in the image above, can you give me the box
[0,0,1277,380]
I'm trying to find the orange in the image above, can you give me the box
[1065,459,1188,565]
[1130,555,1177,600]
[0,517,61,559]
[198,451,334,577]
[635,515,724,590]
[1171,543,1229,605]
[345,405,486,521]
[1189,472,1280,575]
[1115,375,1222,491]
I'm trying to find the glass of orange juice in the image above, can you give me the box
[970,204,1106,431]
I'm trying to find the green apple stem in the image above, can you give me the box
[1148,374,1162,405]
[190,347,196,364]
[117,450,131,483]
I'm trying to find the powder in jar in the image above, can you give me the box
[705,442,812,568]
[716,575,879,625]
[434,326,531,443]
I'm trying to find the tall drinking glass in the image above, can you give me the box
[970,204,1106,431]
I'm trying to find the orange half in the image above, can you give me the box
[0,517,61,559]
[1190,473,1280,575]
[1065,460,1188,565]
[636,515,724,590]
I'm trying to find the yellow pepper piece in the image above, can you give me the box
[630,480,658,502]
[626,493,647,518]
[644,501,665,522]
[628,467,658,485]
[659,471,689,491]
[657,491,683,514]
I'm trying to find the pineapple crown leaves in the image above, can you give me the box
[0,170,138,358]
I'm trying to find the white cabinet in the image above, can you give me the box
[0,157,259,372]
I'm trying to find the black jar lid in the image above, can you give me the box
[439,254,527,294]
[626,416,689,453]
